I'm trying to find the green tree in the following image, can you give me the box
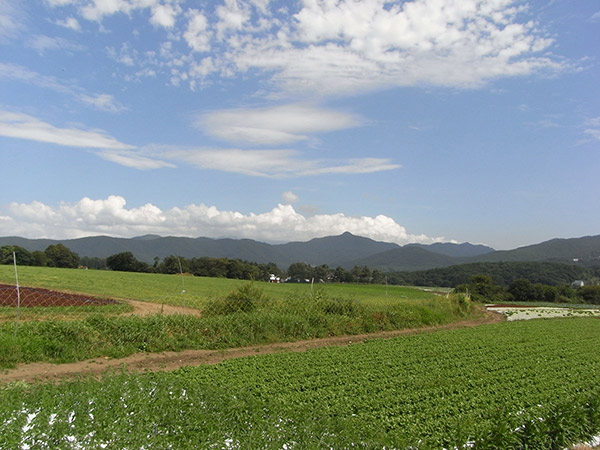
[508,279,537,302]
[31,251,48,267]
[313,264,331,282]
[333,266,352,283]
[157,255,187,274]
[287,262,313,281]
[44,244,79,268]
[0,246,33,266]
[107,252,148,272]
[577,286,600,305]
[455,275,506,303]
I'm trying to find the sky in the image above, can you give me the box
[0,0,598,250]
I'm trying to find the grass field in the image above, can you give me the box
[1,318,599,448]
[0,265,475,368]
[0,265,440,309]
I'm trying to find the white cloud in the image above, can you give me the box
[0,63,126,113]
[584,116,600,141]
[79,93,127,113]
[0,110,134,150]
[1,196,443,244]
[27,34,84,55]
[0,0,25,42]
[184,9,211,52]
[215,0,250,39]
[55,17,81,31]
[162,147,400,178]
[52,0,563,97]
[80,0,130,22]
[197,104,362,146]
[98,150,176,170]
[281,191,298,204]
[150,3,179,28]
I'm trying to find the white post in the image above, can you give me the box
[177,256,186,313]
[13,251,21,335]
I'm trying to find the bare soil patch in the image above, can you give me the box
[125,299,202,317]
[0,309,503,384]
[0,284,116,307]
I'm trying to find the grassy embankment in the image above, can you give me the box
[0,266,476,368]
[1,318,599,448]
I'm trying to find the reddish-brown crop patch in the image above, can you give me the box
[0,284,117,307]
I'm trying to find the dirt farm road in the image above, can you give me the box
[1,310,503,384]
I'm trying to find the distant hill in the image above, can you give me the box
[1,233,598,272]
[344,246,461,272]
[388,261,599,288]
[275,232,399,267]
[406,242,494,258]
[469,235,600,265]
[0,232,399,269]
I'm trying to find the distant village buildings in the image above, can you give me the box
[268,274,281,283]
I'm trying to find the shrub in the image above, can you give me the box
[203,283,267,315]
[577,286,600,305]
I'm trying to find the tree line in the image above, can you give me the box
[1,244,80,268]
[454,275,600,305]
[3,244,598,293]
[386,261,600,287]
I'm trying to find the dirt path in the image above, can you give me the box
[126,299,202,317]
[0,310,503,384]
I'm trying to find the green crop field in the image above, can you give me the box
[1,318,599,449]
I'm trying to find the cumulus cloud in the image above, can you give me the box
[183,9,211,52]
[55,17,81,31]
[1,196,444,244]
[46,0,564,97]
[282,191,298,204]
[197,104,362,146]
[0,110,134,150]
[150,3,179,28]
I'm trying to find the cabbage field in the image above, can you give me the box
[1,317,599,449]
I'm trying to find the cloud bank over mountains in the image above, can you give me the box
[0,195,443,245]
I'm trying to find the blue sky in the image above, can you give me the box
[0,0,598,249]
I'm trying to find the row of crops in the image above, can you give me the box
[1,317,599,449]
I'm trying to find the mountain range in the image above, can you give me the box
[1,233,599,272]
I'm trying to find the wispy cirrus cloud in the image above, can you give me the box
[0,110,134,150]
[97,150,175,170]
[197,104,363,146]
[0,110,398,176]
[27,34,84,55]
[0,63,126,113]
[1,195,442,244]
[0,0,25,43]
[583,116,600,141]
[160,147,400,178]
